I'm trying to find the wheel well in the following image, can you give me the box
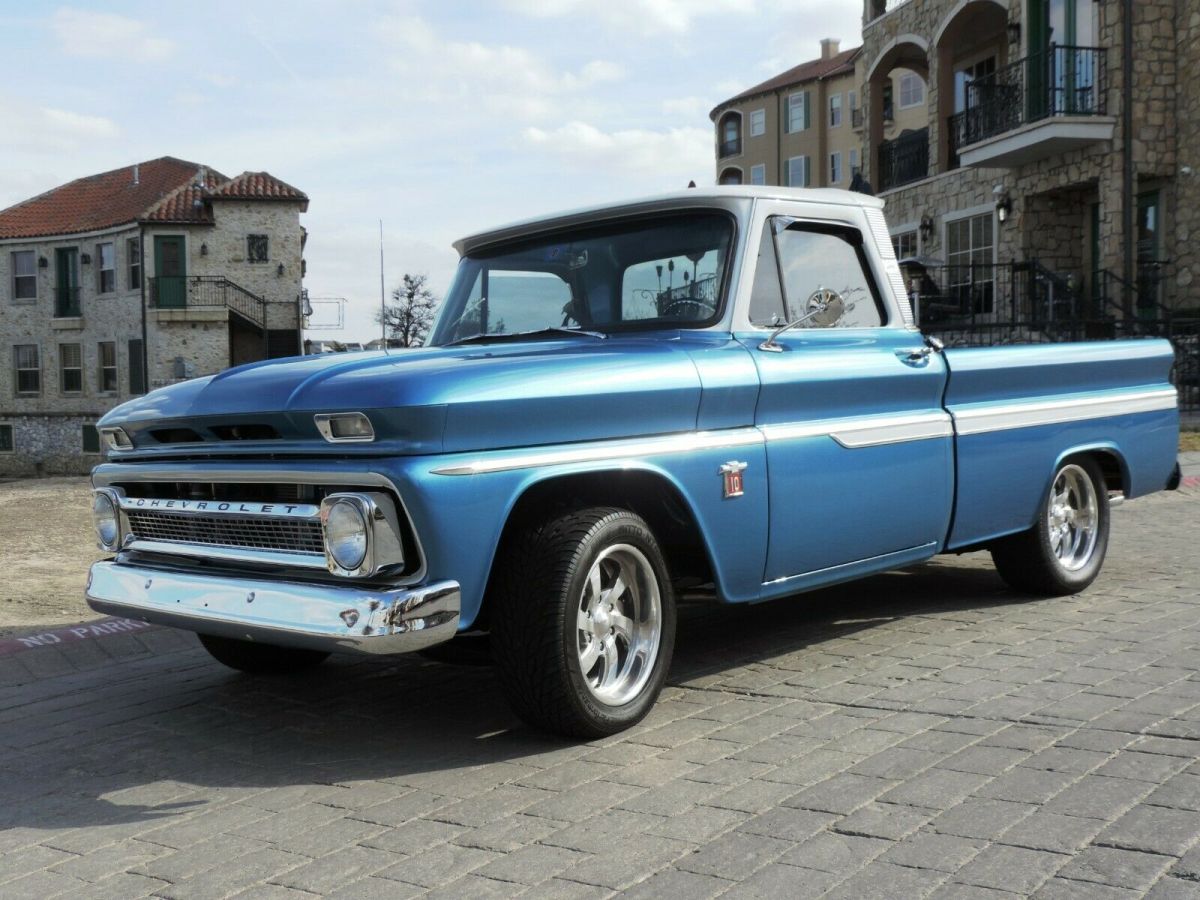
[1064,448,1127,496]
[478,470,713,627]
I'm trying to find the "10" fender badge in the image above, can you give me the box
[719,461,748,498]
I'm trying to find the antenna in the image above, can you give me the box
[379,219,388,356]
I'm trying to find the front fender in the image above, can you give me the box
[394,437,770,629]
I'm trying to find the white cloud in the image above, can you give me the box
[0,94,120,157]
[523,121,712,179]
[51,8,175,62]
[377,14,624,121]
[502,0,754,36]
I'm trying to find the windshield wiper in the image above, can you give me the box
[444,327,608,347]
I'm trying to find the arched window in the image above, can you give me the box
[717,112,742,158]
[718,167,743,185]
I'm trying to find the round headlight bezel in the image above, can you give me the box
[92,490,121,551]
[323,498,370,574]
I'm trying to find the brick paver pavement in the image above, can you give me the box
[1,483,1198,898]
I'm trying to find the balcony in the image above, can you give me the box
[718,138,741,159]
[878,127,928,192]
[948,45,1114,169]
[150,276,266,326]
[55,285,80,318]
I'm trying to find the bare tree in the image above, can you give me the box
[376,273,439,347]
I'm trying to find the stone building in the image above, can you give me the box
[709,38,928,191]
[0,157,308,475]
[858,0,1199,326]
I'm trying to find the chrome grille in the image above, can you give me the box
[125,510,324,555]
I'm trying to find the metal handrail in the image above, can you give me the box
[150,276,266,326]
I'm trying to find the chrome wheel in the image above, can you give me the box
[1047,463,1100,572]
[575,544,662,707]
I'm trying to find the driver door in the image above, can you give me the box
[741,213,953,588]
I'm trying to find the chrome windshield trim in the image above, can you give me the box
[124,539,328,570]
[430,428,764,476]
[952,387,1178,436]
[117,496,320,519]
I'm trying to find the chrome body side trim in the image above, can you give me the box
[952,388,1178,436]
[86,561,460,655]
[430,428,765,476]
[762,412,952,448]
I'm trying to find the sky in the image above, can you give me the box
[0,0,863,340]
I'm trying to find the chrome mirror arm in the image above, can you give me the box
[757,303,828,352]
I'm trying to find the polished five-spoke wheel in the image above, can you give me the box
[490,507,677,737]
[992,456,1110,596]
[1046,464,1099,571]
[575,545,662,707]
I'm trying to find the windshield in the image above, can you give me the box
[430,212,734,345]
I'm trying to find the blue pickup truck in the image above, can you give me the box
[86,187,1181,737]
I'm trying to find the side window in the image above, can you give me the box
[451,269,574,338]
[752,219,886,329]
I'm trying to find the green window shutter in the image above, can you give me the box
[82,424,100,454]
[804,91,811,130]
[804,156,812,187]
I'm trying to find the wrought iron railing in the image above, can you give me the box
[947,45,1107,161]
[150,276,266,326]
[54,285,81,318]
[878,127,928,191]
[718,139,741,159]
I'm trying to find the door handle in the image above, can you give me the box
[900,346,933,365]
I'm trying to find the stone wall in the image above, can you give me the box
[0,414,104,476]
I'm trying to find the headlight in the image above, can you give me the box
[92,491,121,551]
[323,498,368,572]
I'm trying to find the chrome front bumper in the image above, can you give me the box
[85,561,460,655]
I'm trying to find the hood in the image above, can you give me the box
[100,338,705,458]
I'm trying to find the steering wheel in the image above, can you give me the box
[661,297,717,320]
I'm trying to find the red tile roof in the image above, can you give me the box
[0,157,307,239]
[211,172,308,208]
[710,46,862,119]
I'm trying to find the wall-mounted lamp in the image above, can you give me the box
[994,185,1013,224]
[80,252,92,265]
[276,263,285,277]
[200,242,208,256]
[1007,19,1021,45]
[38,256,48,268]
[919,213,935,241]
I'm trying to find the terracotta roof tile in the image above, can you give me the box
[211,172,309,208]
[710,46,862,118]
[0,158,308,239]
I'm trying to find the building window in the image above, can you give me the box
[0,424,11,453]
[787,91,809,132]
[829,93,842,128]
[60,343,82,394]
[750,164,766,185]
[829,152,842,184]
[127,238,141,290]
[247,234,269,263]
[718,167,743,185]
[899,72,925,109]
[892,230,918,260]
[882,81,895,121]
[749,108,766,137]
[128,338,146,395]
[98,341,118,393]
[786,156,810,187]
[849,148,860,178]
[946,211,996,314]
[97,242,115,293]
[11,251,36,301]
[82,424,100,454]
[14,344,40,395]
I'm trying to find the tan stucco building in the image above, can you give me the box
[0,157,308,475]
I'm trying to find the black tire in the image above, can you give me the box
[489,507,677,738]
[991,456,1110,596]
[197,633,330,674]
